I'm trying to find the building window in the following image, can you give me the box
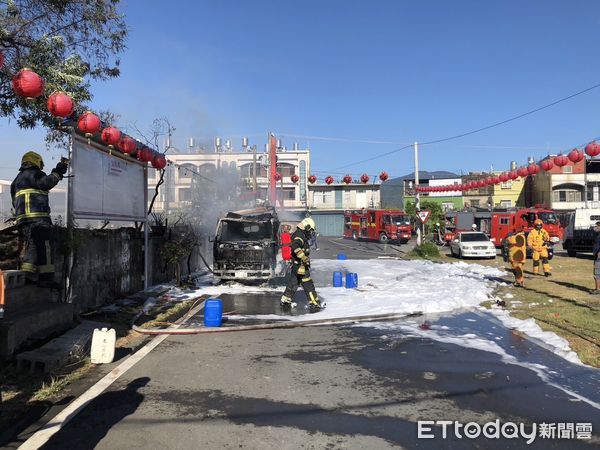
[282,187,295,200]
[178,164,196,179]
[442,202,454,211]
[314,190,333,205]
[553,190,581,202]
[343,190,352,206]
[178,188,191,202]
[277,163,296,177]
[471,199,480,207]
[562,166,573,174]
[500,200,512,208]
[501,181,512,189]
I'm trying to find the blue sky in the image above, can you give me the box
[2,0,600,181]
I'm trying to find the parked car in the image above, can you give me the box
[450,232,497,259]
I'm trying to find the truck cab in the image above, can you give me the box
[212,207,284,282]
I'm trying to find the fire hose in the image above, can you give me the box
[131,298,421,335]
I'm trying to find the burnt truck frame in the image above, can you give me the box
[212,207,286,282]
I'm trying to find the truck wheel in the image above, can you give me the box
[379,233,389,244]
[565,241,576,257]
[352,231,358,240]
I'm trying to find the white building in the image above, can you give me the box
[149,141,311,212]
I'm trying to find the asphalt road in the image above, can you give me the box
[8,237,600,449]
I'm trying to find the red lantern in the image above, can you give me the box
[274,172,282,182]
[47,91,74,118]
[360,173,369,184]
[101,127,122,148]
[554,155,569,167]
[568,149,584,163]
[379,171,389,181]
[325,176,334,185]
[12,68,44,99]
[308,175,317,184]
[492,176,500,184]
[151,154,167,170]
[118,136,137,155]
[290,174,299,183]
[527,164,540,175]
[77,112,101,138]
[499,173,508,183]
[476,180,485,188]
[540,159,554,171]
[585,142,600,157]
[343,175,352,184]
[508,171,518,180]
[517,167,529,177]
[137,147,153,163]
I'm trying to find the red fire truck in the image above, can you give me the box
[343,209,412,243]
[450,206,563,247]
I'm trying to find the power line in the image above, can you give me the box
[326,81,600,171]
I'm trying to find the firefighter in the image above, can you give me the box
[506,231,527,287]
[526,219,552,276]
[11,151,68,288]
[280,217,324,311]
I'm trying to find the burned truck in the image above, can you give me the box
[212,207,286,282]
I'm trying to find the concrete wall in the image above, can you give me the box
[1,227,202,314]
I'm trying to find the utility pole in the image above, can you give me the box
[252,144,257,196]
[414,141,421,246]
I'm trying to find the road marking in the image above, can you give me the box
[19,300,204,449]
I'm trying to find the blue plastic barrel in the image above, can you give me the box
[345,272,358,289]
[337,253,347,260]
[204,298,223,327]
[333,271,343,287]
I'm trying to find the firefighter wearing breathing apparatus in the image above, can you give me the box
[11,151,68,288]
[280,217,324,311]
[507,231,527,287]
[527,219,552,277]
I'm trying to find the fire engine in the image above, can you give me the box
[343,209,412,243]
[449,206,562,247]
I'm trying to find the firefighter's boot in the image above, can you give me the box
[280,295,296,309]
[308,294,325,312]
[543,264,552,277]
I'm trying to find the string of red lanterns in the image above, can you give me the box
[8,65,600,179]
[413,147,595,193]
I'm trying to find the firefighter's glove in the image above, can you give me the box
[53,162,69,178]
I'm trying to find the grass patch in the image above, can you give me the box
[0,359,93,432]
[443,250,600,367]
[31,361,93,402]
[139,300,195,329]
[408,242,441,259]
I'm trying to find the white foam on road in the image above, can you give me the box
[187,258,586,367]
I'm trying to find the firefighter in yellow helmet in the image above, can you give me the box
[526,219,552,276]
[10,151,68,288]
[507,231,527,287]
[280,217,324,312]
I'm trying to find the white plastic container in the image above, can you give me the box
[90,327,116,364]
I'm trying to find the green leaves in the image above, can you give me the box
[0,0,127,144]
